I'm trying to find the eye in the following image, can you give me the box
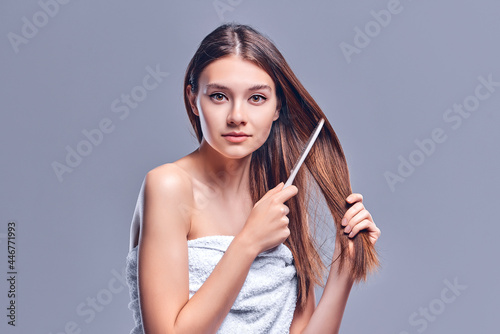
[209,93,227,102]
[250,95,267,103]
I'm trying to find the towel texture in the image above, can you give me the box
[126,235,298,333]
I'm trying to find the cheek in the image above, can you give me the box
[197,99,220,137]
[199,113,219,141]
[250,115,275,144]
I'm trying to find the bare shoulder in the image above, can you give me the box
[142,162,194,234]
[146,162,193,193]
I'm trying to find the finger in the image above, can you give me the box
[343,208,371,233]
[346,193,363,204]
[275,184,298,203]
[354,224,380,244]
[346,219,372,238]
[281,226,291,240]
[341,202,365,226]
[260,182,285,202]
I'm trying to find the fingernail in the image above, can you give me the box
[341,218,347,226]
[348,231,354,238]
[344,225,351,233]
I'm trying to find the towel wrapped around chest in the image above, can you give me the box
[125,235,298,334]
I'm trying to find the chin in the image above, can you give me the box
[217,145,255,160]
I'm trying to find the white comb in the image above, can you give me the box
[283,118,325,189]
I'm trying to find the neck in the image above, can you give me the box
[192,138,252,201]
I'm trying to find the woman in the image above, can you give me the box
[126,22,381,334]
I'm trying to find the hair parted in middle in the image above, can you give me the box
[183,22,380,310]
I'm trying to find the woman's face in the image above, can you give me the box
[187,54,280,159]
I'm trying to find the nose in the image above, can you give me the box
[227,100,247,125]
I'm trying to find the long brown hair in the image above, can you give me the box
[183,22,380,310]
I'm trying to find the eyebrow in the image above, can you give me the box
[205,83,272,92]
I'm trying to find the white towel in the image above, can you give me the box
[126,235,298,333]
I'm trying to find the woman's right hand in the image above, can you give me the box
[238,182,299,255]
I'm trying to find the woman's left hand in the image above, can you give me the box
[341,193,380,246]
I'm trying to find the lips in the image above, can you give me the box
[222,132,250,137]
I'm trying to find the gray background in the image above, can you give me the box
[1,0,499,333]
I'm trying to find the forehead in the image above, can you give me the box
[198,55,275,91]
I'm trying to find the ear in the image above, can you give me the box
[186,84,199,116]
[273,100,281,121]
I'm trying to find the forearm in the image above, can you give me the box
[172,235,258,334]
[301,242,355,334]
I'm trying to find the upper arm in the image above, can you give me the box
[138,165,193,333]
[289,282,316,334]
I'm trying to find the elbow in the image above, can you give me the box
[141,317,177,334]
[299,327,340,334]
[142,319,214,334]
